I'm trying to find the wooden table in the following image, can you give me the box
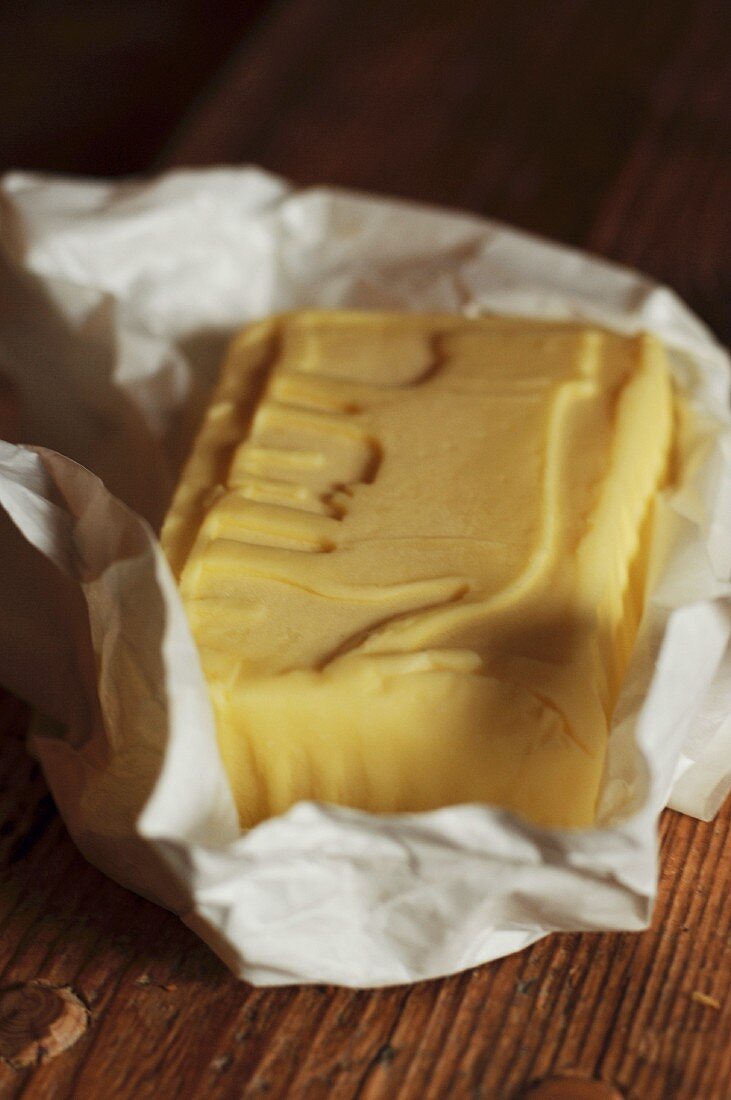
[1,2,730,1097]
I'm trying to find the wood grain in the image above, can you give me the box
[1,1,731,1097]
[0,691,729,1099]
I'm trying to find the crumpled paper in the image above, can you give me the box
[0,166,730,987]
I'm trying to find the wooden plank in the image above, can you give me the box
[1,0,730,1097]
[0,688,729,1099]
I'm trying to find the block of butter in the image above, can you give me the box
[161,311,674,829]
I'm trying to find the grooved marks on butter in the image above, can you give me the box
[162,312,674,829]
[182,326,446,587]
[330,331,608,662]
[175,316,663,671]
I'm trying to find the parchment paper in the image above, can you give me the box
[0,167,730,986]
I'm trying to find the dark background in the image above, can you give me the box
[2,0,729,341]
[0,1,268,176]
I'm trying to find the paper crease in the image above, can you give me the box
[0,167,730,987]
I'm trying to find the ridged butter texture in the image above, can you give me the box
[161,312,674,829]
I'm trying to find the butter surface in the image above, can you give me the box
[162,312,674,828]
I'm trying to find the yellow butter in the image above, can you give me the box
[162,311,674,829]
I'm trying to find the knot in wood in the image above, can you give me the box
[0,981,89,1070]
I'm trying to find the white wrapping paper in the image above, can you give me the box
[0,167,730,987]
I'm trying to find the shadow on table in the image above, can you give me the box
[0,702,233,990]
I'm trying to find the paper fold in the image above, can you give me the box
[1,167,730,986]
